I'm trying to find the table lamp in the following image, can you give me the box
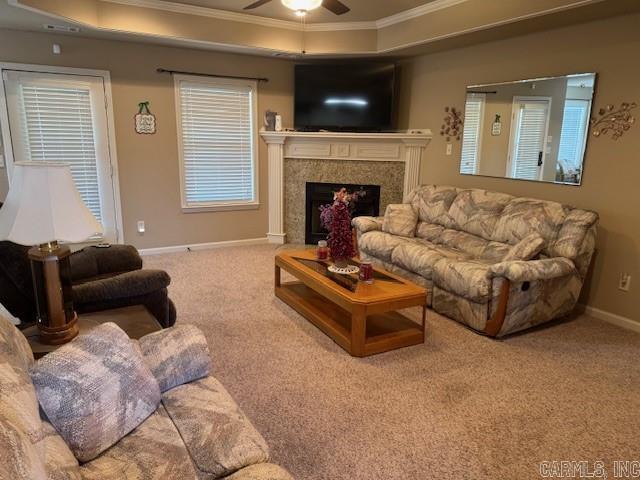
[0,162,103,344]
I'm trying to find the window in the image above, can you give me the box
[460,93,485,175]
[508,97,551,181]
[1,66,121,243]
[558,99,589,173]
[175,75,258,211]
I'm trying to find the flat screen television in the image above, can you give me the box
[294,63,397,132]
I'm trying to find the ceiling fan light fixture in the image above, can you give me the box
[281,0,323,13]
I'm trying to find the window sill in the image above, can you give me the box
[181,202,260,213]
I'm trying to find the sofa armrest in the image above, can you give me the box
[71,245,142,280]
[72,269,171,304]
[352,216,384,234]
[490,257,577,283]
[139,325,210,392]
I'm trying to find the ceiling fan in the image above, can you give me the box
[244,0,350,16]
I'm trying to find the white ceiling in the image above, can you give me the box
[174,0,434,23]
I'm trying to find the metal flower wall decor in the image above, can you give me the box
[590,102,636,140]
[440,106,463,141]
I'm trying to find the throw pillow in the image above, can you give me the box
[30,323,161,462]
[382,204,418,237]
[138,325,210,393]
[502,233,546,262]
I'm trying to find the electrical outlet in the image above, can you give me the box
[137,220,145,234]
[619,273,631,292]
[446,143,452,156]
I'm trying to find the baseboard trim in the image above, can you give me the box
[580,304,640,334]
[139,237,269,256]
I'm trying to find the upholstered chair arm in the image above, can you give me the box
[72,269,171,304]
[352,216,384,233]
[490,257,577,283]
[138,325,210,393]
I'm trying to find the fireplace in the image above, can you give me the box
[305,182,381,245]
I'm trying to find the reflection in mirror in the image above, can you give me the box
[460,73,596,185]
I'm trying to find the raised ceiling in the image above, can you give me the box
[176,0,434,23]
[3,0,640,58]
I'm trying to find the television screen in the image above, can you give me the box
[294,63,396,131]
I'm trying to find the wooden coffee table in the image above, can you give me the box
[275,249,427,357]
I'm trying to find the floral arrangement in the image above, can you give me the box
[319,188,364,265]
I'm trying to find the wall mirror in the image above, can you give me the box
[459,73,596,185]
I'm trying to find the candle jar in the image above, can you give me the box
[359,262,374,284]
[317,240,329,261]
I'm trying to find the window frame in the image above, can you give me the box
[0,63,123,244]
[173,74,260,213]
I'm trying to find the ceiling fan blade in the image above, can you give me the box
[322,0,350,15]
[244,0,272,10]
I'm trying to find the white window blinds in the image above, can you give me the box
[511,101,549,181]
[460,93,485,175]
[558,99,589,172]
[18,84,102,221]
[177,78,257,208]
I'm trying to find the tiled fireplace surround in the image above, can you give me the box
[260,131,432,245]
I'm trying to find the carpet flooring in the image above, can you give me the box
[144,245,640,480]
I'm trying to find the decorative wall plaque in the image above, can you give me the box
[440,106,463,141]
[135,101,156,135]
[590,102,636,140]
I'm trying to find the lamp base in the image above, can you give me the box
[28,243,78,346]
[37,312,79,345]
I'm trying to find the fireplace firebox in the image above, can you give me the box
[305,182,381,245]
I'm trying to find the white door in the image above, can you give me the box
[508,97,551,181]
[2,69,120,243]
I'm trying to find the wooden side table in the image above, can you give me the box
[23,306,162,359]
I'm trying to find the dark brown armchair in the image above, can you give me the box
[0,242,176,328]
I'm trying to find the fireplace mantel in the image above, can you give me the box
[260,129,432,244]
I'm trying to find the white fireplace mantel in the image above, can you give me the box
[260,129,432,244]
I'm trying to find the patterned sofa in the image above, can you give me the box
[353,185,598,337]
[0,313,293,480]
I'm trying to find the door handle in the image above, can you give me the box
[538,151,543,167]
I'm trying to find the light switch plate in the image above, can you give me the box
[446,143,452,156]
[137,220,145,234]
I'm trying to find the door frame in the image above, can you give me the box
[506,95,552,181]
[0,62,123,244]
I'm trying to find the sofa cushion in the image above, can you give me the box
[352,216,383,234]
[382,204,418,237]
[80,404,199,480]
[448,189,512,240]
[0,420,46,480]
[391,242,469,280]
[30,323,161,462]
[492,198,568,251]
[502,233,545,262]
[162,376,270,478]
[358,231,417,262]
[407,185,458,226]
[37,421,81,480]
[437,229,490,258]
[139,325,210,393]
[478,241,513,263]
[415,222,444,241]
[549,209,599,259]
[433,260,493,302]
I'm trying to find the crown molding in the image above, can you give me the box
[376,0,470,28]
[101,0,472,32]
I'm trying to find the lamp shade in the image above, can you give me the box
[0,162,102,245]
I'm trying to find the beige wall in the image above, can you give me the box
[0,28,294,249]
[399,13,640,321]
